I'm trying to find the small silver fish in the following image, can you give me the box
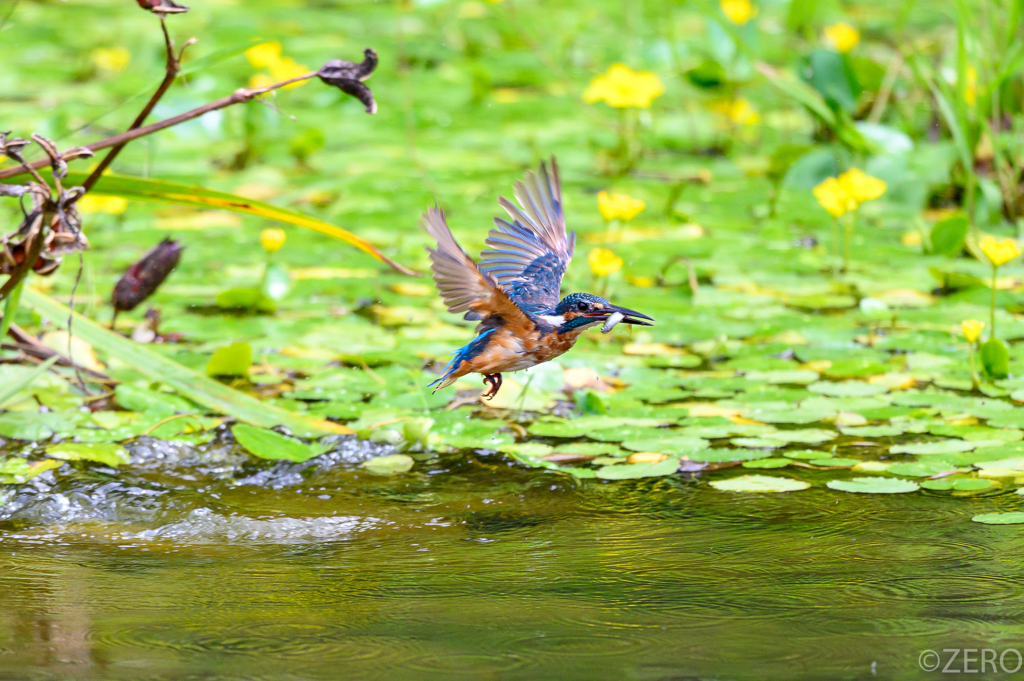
[601,311,625,334]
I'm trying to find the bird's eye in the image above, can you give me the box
[576,302,588,311]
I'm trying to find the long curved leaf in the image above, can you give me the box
[63,171,419,276]
[19,287,353,437]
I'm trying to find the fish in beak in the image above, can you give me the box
[586,305,654,333]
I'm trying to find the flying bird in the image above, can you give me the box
[423,157,654,399]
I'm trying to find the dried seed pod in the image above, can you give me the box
[136,0,190,13]
[111,238,183,312]
[318,49,378,114]
[31,134,69,179]
[0,132,29,162]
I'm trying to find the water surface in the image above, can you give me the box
[2,438,1022,680]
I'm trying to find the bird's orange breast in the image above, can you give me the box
[461,327,582,375]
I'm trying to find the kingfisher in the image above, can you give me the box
[422,157,654,399]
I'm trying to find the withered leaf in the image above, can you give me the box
[0,184,27,198]
[112,238,184,312]
[318,49,378,114]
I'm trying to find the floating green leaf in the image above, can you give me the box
[362,454,415,476]
[207,342,253,378]
[980,337,1010,380]
[827,477,920,494]
[972,512,1024,525]
[595,457,680,479]
[710,475,811,493]
[742,458,791,469]
[232,423,329,462]
[922,478,993,491]
[47,443,129,467]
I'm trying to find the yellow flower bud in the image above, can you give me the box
[979,235,1022,267]
[823,23,860,53]
[588,248,623,277]
[261,228,286,253]
[962,319,985,343]
[597,191,646,222]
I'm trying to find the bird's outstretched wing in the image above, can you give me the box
[479,157,576,311]
[422,206,535,330]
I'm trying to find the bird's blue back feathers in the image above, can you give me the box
[428,328,496,388]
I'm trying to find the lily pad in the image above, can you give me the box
[742,457,791,468]
[810,457,859,467]
[710,475,811,493]
[889,440,978,455]
[807,381,887,397]
[46,443,129,467]
[971,512,1024,525]
[621,437,709,455]
[839,425,905,437]
[687,448,773,463]
[730,437,785,449]
[232,424,328,463]
[921,478,993,491]
[826,477,920,494]
[595,457,680,479]
[361,454,415,476]
[886,460,964,477]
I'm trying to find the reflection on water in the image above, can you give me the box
[2,439,1024,680]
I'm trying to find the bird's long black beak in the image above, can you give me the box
[611,305,654,326]
[587,305,654,327]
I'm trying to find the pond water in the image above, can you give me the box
[2,436,1022,680]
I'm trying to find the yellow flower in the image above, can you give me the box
[245,42,283,69]
[588,248,623,277]
[245,41,310,90]
[712,98,760,126]
[964,66,978,105]
[91,47,131,74]
[901,231,923,247]
[824,23,860,53]
[979,235,1022,267]
[812,177,857,218]
[597,191,646,222]
[582,64,664,109]
[261,228,286,253]
[720,0,757,25]
[962,319,985,343]
[248,73,276,89]
[838,168,886,203]
[77,195,127,215]
[270,56,311,89]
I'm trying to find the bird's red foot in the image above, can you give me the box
[482,373,503,400]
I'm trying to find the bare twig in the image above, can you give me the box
[0,72,318,181]
[3,323,114,383]
[82,17,196,191]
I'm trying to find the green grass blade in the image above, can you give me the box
[0,355,59,408]
[19,287,353,437]
[909,56,973,170]
[0,278,23,341]
[60,171,419,276]
[179,39,261,76]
